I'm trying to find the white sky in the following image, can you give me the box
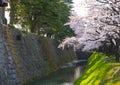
[73,0,89,17]
[5,3,10,24]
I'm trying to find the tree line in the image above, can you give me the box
[9,0,75,41]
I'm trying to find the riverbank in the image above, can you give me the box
[4,26,77,85]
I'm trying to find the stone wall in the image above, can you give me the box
[4,26,76,84]
[0,8,7,85]
[0,8,20,85]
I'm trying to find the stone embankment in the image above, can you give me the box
[4,26,76,84]
[0,8,20,85]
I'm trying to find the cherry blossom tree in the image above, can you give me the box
[59,0,120,62]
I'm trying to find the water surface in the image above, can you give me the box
[28,62,85,85]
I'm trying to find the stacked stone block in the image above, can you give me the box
[0,8,21,85]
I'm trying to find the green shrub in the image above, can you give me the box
[74,52,120,85]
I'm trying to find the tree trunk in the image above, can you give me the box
[30,27,36,33]
[9,1,15,24]
[115,56,119,62]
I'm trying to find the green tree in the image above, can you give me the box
[54,26,75,42]
[9,0,20,24]
[10,0,72,35]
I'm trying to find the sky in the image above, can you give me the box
[72,0,89,17]
[5,3,10,24]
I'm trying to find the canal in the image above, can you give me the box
[28,61,86,85]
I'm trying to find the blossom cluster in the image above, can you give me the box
[59,0,120,51]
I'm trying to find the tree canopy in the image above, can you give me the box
[59,0,120,61]
[9,0,75,41]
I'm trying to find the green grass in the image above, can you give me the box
[74,52,120,85]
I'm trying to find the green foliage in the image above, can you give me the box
[74,52,120,85]
[9,0,74,41]
[54,25,75,42]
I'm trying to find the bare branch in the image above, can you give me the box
[96,0,109,3]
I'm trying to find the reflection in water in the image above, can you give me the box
[74,66,81,80]
[74,66,85,80]
[28,65,85,85]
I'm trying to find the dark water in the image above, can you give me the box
[28,63,85,85]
